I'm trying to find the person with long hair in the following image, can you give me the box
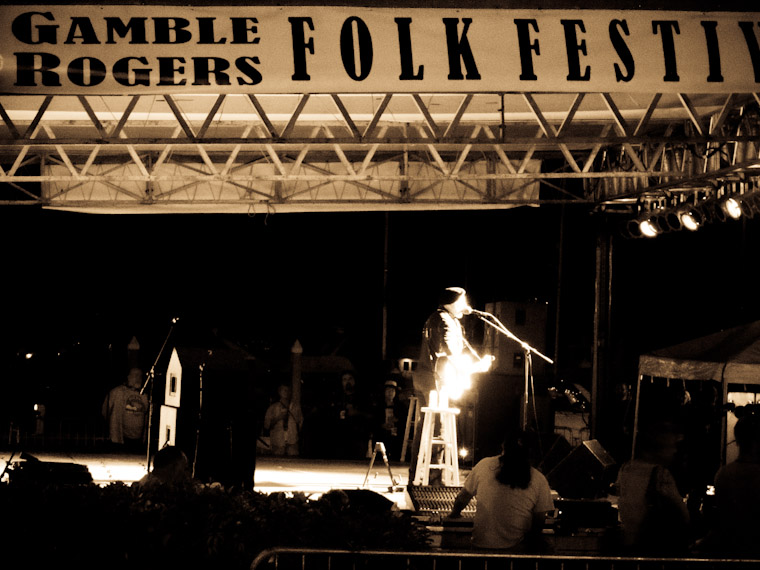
[449,431,554,550]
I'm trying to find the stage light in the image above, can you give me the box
[722,196,743,219]
[678,206,703,231]
[639,217,659,238]
[739,193,760,218]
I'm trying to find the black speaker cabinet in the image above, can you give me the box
[546,439,617,499]
[158,347,259,489]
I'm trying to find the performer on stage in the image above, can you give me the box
[414,286,491,405]
[409,286,491,485]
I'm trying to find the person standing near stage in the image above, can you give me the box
[448,431,555,550]
[264,383,303,456]
[102,367,149,453]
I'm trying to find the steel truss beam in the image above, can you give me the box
[1,92,759,212]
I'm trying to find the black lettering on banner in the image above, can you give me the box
[197,18,227,44]
[235,56,263,85]
[443,18,480,80]
[14,52,62,86]
[64,17,100,44]
[105,18,148,44]
[700,21,723,82]
[738,21,760,82]
[289,17,314,80]
[154,18,193,44]
[561,19,590,81]
[157,56,187,85]
[113,56,151,86]
[192,57,231,85]
[12,12,58,45]
[609,19,634,82]
[231,18,260,44]
[515,19,539,81]
[395,17,423,80]
[652,20,680,82]
[67,56,107,86]
[340,17,373,81]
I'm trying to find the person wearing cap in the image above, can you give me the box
[408,287,492,485]
[372,377,407,459]
[414,286,491,405]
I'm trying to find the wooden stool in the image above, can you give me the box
[413,404,460,486]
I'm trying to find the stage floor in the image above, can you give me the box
[0,450,419,510]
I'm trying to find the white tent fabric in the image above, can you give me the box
[638,321,760,385]
[633,321,760,462]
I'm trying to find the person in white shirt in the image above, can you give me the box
[449,431,555,550]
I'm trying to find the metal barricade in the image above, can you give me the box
[250,548,758,570]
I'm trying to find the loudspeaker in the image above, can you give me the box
[474,372,523,461]
[159,347,259,489]
[547,439,617,499]
[9,454,93,486]
[483,300,548,376]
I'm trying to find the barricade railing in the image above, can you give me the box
[250,548,758,570]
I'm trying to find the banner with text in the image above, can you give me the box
[1,5,759,95]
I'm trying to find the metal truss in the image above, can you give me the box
[1,91,759,213]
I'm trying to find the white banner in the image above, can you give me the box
[1,5,759,94]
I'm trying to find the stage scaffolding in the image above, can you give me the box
[1,91,758,213]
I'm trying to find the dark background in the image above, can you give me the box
[1,199,758,462]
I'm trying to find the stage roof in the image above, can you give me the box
[1,3,759,214]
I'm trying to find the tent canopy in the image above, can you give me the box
[638,321,760,385]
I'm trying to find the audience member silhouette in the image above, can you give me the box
[134,445,195,490]
[615,421,689,555]
[711,408,760,557]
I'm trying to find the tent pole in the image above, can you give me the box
[631,374,643,461]
[721,374,728,466]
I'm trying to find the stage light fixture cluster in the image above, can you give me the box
[623,187,760,239]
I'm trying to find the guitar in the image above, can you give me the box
[434,353,494,400]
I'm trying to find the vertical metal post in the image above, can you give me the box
[591,229,613,440]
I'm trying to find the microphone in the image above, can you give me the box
[464,306,490,316]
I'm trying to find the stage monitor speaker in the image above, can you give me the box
[9,455,93,486]
[546,439,617,499]
[327,489,397,513]
[535,432,573,475]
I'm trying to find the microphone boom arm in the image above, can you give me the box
[472,311,553,364]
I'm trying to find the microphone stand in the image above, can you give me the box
[192,350,212,478]
[470,310,553,432]
[140,317,179,468]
